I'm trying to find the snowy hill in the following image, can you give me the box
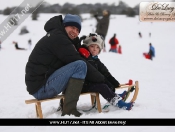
[0,13,175,131]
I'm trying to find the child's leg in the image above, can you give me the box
[86,83,134,110]
[86,83,116,102]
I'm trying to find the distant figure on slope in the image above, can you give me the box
[148,43,155,60]
[149,32,151,37]
[118,45,122,54]
[109,33,119,53]
[13,41,26,50]
[19,26,29,35]
[138,32,142,38]
[143,43,155,60]
[94,10,110,52]
[28,39,32,50]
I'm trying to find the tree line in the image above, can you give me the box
[0,1,139,17]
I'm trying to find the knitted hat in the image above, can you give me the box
[83,33,104,53]
[63,14,81,33]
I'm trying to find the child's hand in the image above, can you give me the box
[78,48,90,58]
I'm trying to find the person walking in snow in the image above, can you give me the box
[148,43,155,60]
[58,33,134,112]
[94,10,110,52]
[109,33,119,53]
[25,14,105,117]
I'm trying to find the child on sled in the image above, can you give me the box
[58,33,134,113]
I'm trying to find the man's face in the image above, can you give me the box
[65,26,79,40]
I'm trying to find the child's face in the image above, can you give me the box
[88,44,100,56]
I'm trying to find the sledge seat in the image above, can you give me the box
[25,92,101,119]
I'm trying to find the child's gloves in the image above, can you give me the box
[78,48,90,58]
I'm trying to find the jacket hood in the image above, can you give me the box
[44,15,64,32]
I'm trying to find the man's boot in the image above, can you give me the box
[61,78,84,117]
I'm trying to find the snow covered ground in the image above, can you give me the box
[0,13,175,131]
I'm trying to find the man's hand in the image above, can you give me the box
[80,35,86,44]
[80,35,86,40]
[79,48,90,58]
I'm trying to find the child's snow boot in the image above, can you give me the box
[117,100,134,110]
[110,94,134,110]
[118,91,127,99]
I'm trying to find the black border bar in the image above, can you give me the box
[0,119,175,126]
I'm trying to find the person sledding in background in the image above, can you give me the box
[138,32,142,38]
[109,33,119,53]
[118,45,122,54]
[143,43,155,60]
[148,43,155,60]
[13,41,26,50]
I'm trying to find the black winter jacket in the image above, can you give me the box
[25,15,105,95]
[80,46,120,93]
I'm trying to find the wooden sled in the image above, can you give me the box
[25,92,101,118]
[116,80,139,102]
[25,80,139,118]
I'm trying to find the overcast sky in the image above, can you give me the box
[0,0,172,10]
